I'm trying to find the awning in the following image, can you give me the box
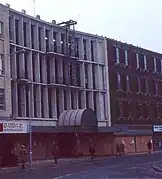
[58,108,98,129]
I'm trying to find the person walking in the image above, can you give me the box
[147,141,152,154]
[116,143,120,156]
[52,143,59,164]
[120,142,125,156]
[20,145,27,169]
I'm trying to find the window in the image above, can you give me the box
[0,22,3,34]
[145,78,149,93]
[83,39,87,60]
[23,22,27,47]
[126,76,130,91]
[160,60,162,74]
[0,88,5,110]
[137,77,141,92]
[124,50,128,66]
[154,58,157,72]
[136,53,140,68]
[117,73,121,90]
[144,55,147,70]
[116,47,120,64]
[91,40,94,61]
[0,54,4,74]
[155,81,158,95]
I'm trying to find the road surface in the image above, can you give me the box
[1,153,162,178]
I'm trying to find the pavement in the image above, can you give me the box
[1,151,162,178]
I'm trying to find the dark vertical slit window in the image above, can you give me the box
[86,91,89,108]
[16,49,20,78]
[24,52,28,79]
[83,39,87,60]
[48,88,52,118]
[46,57,50,83]
[157,59,161,73]
[26,86,29,117]
[41,87,44,118]
[38,27,42,51]
[9,16,12,40]
[139,54,144,70]
[32,53,35,82]
[17,84,21,117]
[55,59,58,83]
[78,91,82,108]
[71,92,74,109]
[75,38,79,57]
[56,89,60,117]
[0,88,5,110]
[85,64,88,88]
[45,29,49,52]
[33,86,37,117]
[93,92,96,113]
[39,55,42,83]
[92,65,96,89]
[76,63,80,86]
[122,74,126,91]
[64,90,67,110]
[15,19,19,44]
[119,48,125,64]
[61,33,64,54]
[53,31,57,52]
[23,22,27,47]
[91,40,94,61]
[68,36,72,56]
[31,24,35,49]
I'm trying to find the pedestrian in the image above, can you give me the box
[89,145,95,161]
[120,142,125,156]
[20,144,27,169]
[147,141,152,154]
[116,143,120,156]
[52,143,59,164]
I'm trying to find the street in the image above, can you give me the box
[1,153,162,178]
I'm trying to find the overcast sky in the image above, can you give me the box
[1,0,162,53]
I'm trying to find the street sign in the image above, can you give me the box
[153,125,162,132]
[0,121,28,133]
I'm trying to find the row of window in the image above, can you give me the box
[114,47,162,73]
[116,73,162,95]
[116,101,162,120]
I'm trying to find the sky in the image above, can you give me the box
[1,0,162,53]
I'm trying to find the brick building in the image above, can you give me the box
[106,38,162,152]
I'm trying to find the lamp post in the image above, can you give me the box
[10,48,33,168]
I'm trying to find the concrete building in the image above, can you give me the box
[0,3,109,127]
[0,3,111,163]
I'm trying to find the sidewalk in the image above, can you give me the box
[1,150,162,174]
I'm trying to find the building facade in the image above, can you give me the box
[0,3,109,127]
[107,38,162,152]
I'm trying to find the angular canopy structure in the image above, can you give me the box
[58,108,98,128]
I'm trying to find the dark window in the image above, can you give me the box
[0,88,5,110]
[91,40,94,61]
[93,92,97,113]
[122,74,126,91]
[26,86,29,117]
[92,65,96,89]
[40,55,43,83]
[157,59,161,73]
[24,53,28,79]
[0,54,4,75]
[55,59,58,83]
[9,17,12,40]
[48,88,52,118]
[16,50,20,78]
[119,48,125,64]
[41,87,44,118]
[141,78,146,93]
[46,57,50,83]
[61,33,64,54]
[86,91,89,108]
[76,63,80,86]
[23,22,27,47]
[143,104,149,119]
[83,39,87,60]
[85,64,88,88]
[15,19,19,44]
[139,54,144,70]
[64,90,67,110]
[45,29,49,52]
[53,31,57,52]
[136,103,142,118]
[32,53,35,81]
[71,92,74,109]
[56,89,60,117]
[17,84,21,117]
[31,24,35,49]
[68,36,72,56]
[78,91,82,109]
[75,38,79,57]
[38,27,42,51]
[33,86,37,117]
